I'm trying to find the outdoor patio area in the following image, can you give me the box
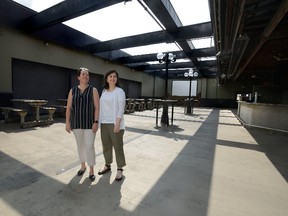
[0,107,287,216]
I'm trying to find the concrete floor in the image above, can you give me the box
[0,107,287,216]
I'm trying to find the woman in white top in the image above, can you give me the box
[98,70,126,181]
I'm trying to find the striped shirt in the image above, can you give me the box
[71,85,94,129]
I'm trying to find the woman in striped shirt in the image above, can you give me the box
[65,67,100,181]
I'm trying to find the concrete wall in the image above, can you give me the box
[0,28,252,107]
[196,77,247,108]
[199,78,244,99]
[0,27,165,97]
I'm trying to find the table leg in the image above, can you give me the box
[171,103,174,125]
[161,102,169,127]
[35,106,40,121]
[156,103,159,127]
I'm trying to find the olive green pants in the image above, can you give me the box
[100,124,126,168]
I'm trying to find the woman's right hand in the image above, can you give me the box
[65,124,71,133]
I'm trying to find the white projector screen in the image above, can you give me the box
[172,80,197,96]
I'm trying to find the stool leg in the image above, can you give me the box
[48,109,56,121]
[18,111,27,128]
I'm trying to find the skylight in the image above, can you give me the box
[11,0,214,58]
[12,0,64,12]
[122,43,180,56]
[64,1,162,41]
[170,0,211,25]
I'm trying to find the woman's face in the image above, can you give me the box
[78,69,89,83]
[107,72,117,86]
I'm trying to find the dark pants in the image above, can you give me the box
[100,124,126,168]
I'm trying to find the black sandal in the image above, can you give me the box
[98,164,111,175]
[115,168,124,181]
[77,168,86,176]
[89,174,95,181]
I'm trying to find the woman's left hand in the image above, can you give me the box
[92,123,98,133]
[114,124,120,133]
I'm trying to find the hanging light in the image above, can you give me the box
[188,68,194,77]
[156,52,164,62]
[185,69,198,78]
[156,52,176,63]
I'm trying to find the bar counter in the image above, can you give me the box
[237,101,288,133]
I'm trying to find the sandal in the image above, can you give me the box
[98,164,111,175]
[77,168,86,176]
[115,168,124,181]
[89,174,95,181]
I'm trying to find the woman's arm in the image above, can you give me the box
[65,89,72,133]
[116,88,126,119]
[92,87,100,133]
[114,88,126,133]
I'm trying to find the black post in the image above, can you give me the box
[153,72,156,98]
[156,102,159,127]
[186,76,192,114]
[161,55,169,126]
[165,56,169,98]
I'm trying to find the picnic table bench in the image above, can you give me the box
[41,106,57,122]
[145,99,154,110]
[125,99,135,114]
[0,107,28,128]
[135,99,145,111]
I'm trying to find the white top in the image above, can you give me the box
[99,87,126,129]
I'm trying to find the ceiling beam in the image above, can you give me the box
[143,0,203,68]
[132,62,195,71]
[82,22,213,53]
[146,67,218,79]
[21,0,126,32]
[143,0,182,31]
[113,47,216,64]
[131,60,217,71]
[115,51,184,64]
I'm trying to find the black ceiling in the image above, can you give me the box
[209,0,288,84]
[1,0,287,83]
